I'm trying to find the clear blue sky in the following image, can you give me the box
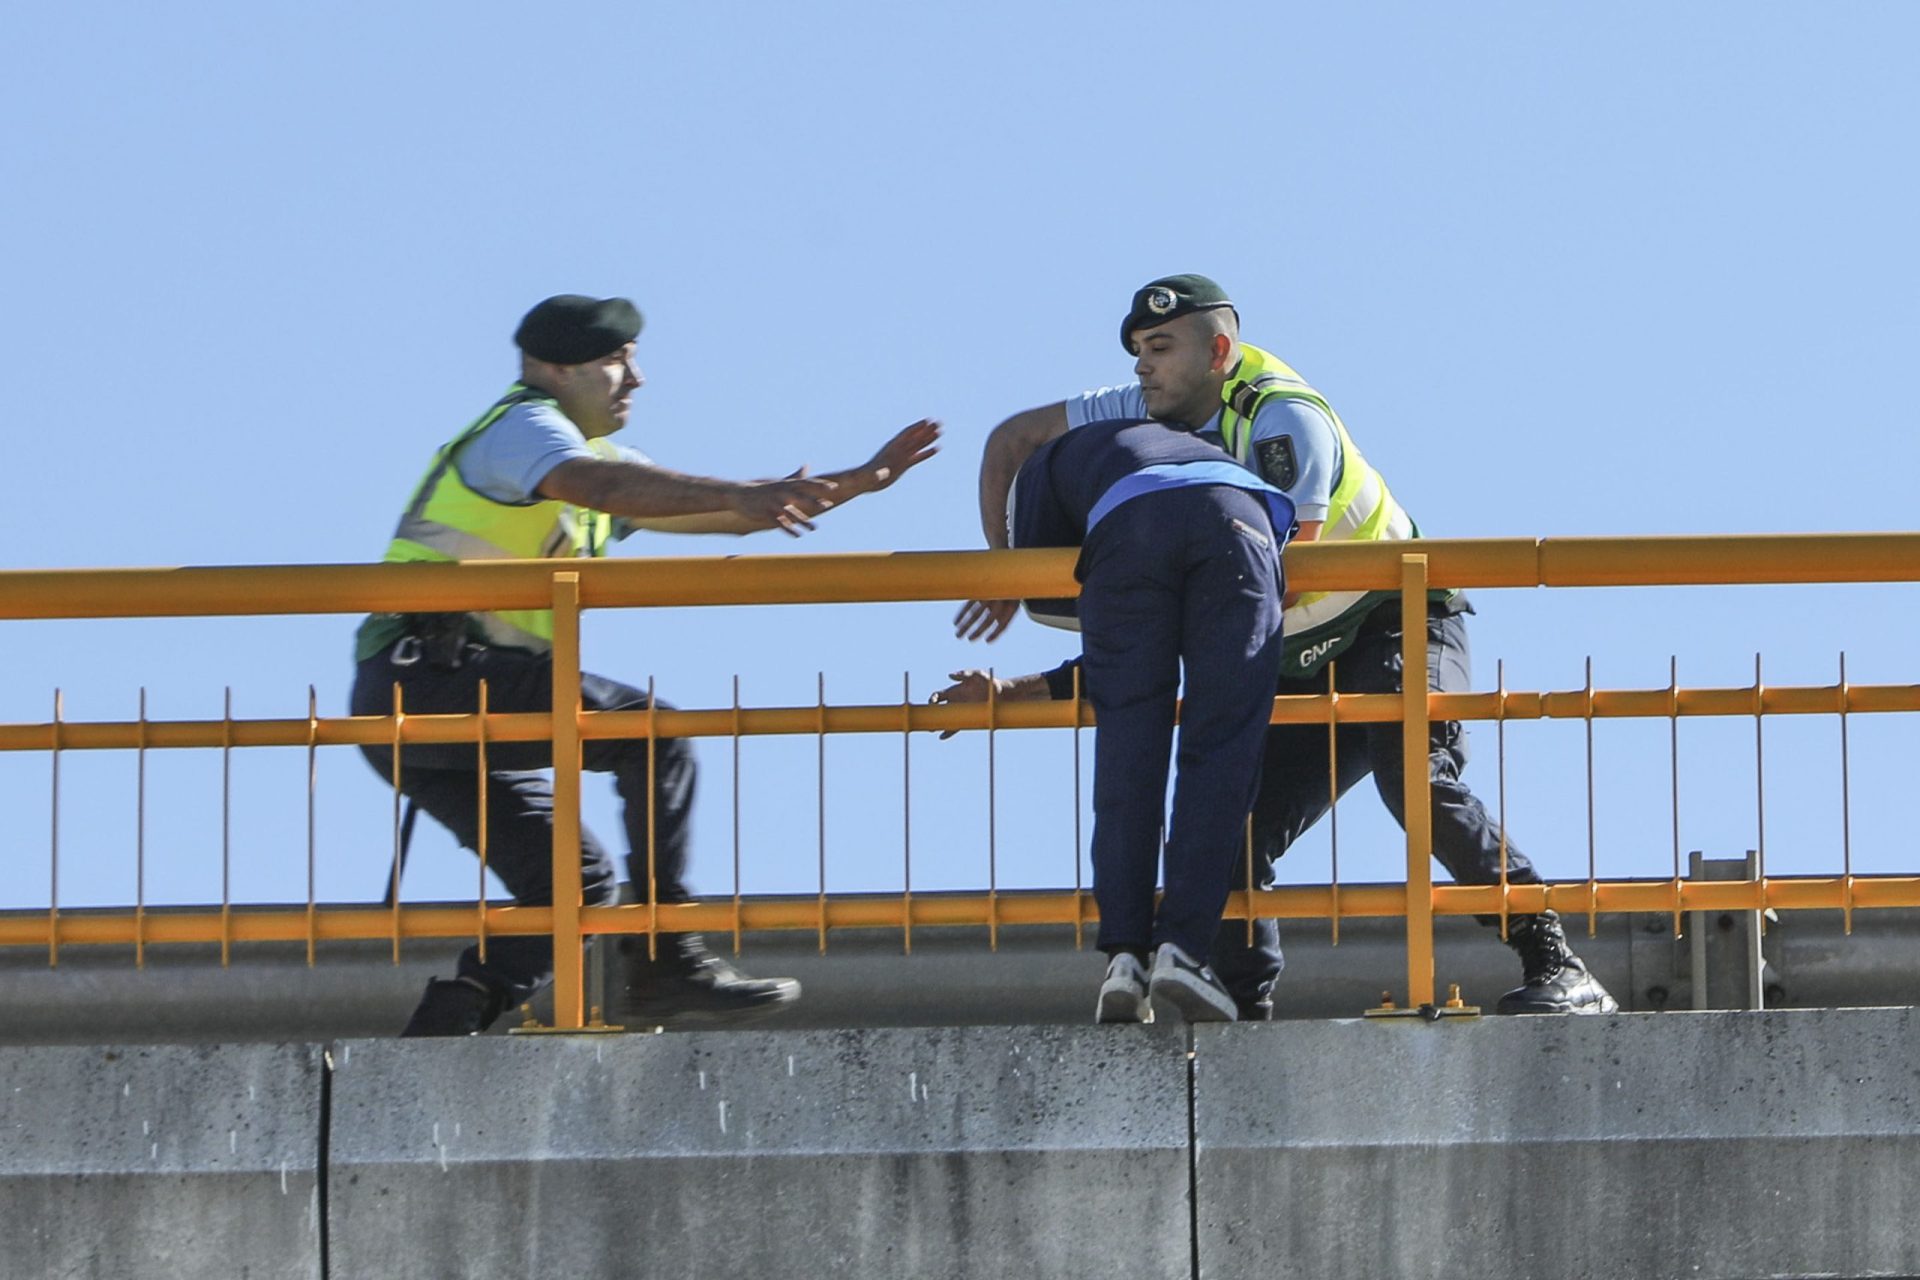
[3,4,1917,916]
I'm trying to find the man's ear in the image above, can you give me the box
[1210,333,1233,371]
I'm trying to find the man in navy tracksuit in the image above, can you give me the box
[1004,418,1294,1022]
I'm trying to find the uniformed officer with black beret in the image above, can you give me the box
[942,273,1615,1018]
[352,294,941,1035]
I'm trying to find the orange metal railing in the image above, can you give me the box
[6,534,1920,1027]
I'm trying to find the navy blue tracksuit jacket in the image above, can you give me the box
[1011,420,1293,959]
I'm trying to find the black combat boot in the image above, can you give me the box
[1497,911,1619,1015]
[400,976,505,1037]
[615,935,801,1028]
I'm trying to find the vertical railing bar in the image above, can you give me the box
[389,682,405,965]
[732,675,744,957]
[986,666,1000,951]
[1754,651,1767,934]
[220,687,233,968]
[1399,555,1435,1007]
[136,687,148,970]
[815,672,827,955]
[1071,663,1085,950]
[1838,652,1854,936]
[49,689,62,970]
[646,675,660,960]
[548,571,586,1030]
[1327,662,1340,946]
[305,685,318,968]
[1669,656,1683,939]
[1496,659,1509,941]
[475,679,490,967]
[900,671,913,956]
[1584,656,1598,938]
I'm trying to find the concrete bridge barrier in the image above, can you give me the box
[0,1042,324,1280]
[327,1024,1193,1280]
[1193,1007,1920,1280]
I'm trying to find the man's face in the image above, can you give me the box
[1130,314,1221,428]
[548,343,643,438]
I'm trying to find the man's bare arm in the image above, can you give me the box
[951,403,1070,643]
[537,458,838,536]
[539,419,940,539]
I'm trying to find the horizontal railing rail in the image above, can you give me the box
[7,531,1920,621]
[6,534,1918,1027]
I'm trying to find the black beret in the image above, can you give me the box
[1120,274,1236,352]
[513,294,644,365]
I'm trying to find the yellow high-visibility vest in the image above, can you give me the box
[373,384,616,653]
[1218,345,1420,673]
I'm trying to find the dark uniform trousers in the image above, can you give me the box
[1079,485,1286,962]
[1208,599,1541,1005]
[349,637,695,1005]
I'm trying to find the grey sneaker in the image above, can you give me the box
[1148,943,1239,1024]
[1096,952,1154,1024]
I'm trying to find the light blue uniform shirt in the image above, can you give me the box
[1065,383,1341,522]
[454,401,653,505]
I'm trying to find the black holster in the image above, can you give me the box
[403,612,476,671]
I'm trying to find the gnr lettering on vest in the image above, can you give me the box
[1295,635,1340,670]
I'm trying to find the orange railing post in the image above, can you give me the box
[549,571,586,1030]
[1400,553,1436,1008]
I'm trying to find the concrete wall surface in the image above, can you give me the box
[0,1042,323,1280]
[1193,1007,1920,1280]
[7,1010,1920,1279]
[326,1024,1193,1280]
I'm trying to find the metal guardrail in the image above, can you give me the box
[5,534,1920,1029]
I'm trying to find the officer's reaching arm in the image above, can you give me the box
[977,403,1068,549]
[955,403,1069,641]
[537,458,839,537]
[539,419,941,538]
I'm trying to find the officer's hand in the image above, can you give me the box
[953,598,1018,642]
[732,473,839,537]
[861,419,942,492]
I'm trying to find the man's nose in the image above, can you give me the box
[626,363,644,389]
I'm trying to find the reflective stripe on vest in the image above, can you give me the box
[1217,345,1415,639]
[380,384,615,651]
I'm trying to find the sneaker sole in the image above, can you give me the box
[618,983,802,1029]
[1096,987,1154,1024]
[1148,974,1238,1024]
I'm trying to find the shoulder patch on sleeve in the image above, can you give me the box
[1256,435,1299,490]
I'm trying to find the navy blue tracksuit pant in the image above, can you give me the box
[1079,485,1286,960]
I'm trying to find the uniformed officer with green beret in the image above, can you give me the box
[943,273,1616,1018]
[352,294,941,1036]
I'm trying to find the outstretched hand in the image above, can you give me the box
[862,419,942,491]
[732,470,840,537]
[953,598,1018,642]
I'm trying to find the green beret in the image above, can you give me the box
[1120,274,1236,352]
[513,294,644,365]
